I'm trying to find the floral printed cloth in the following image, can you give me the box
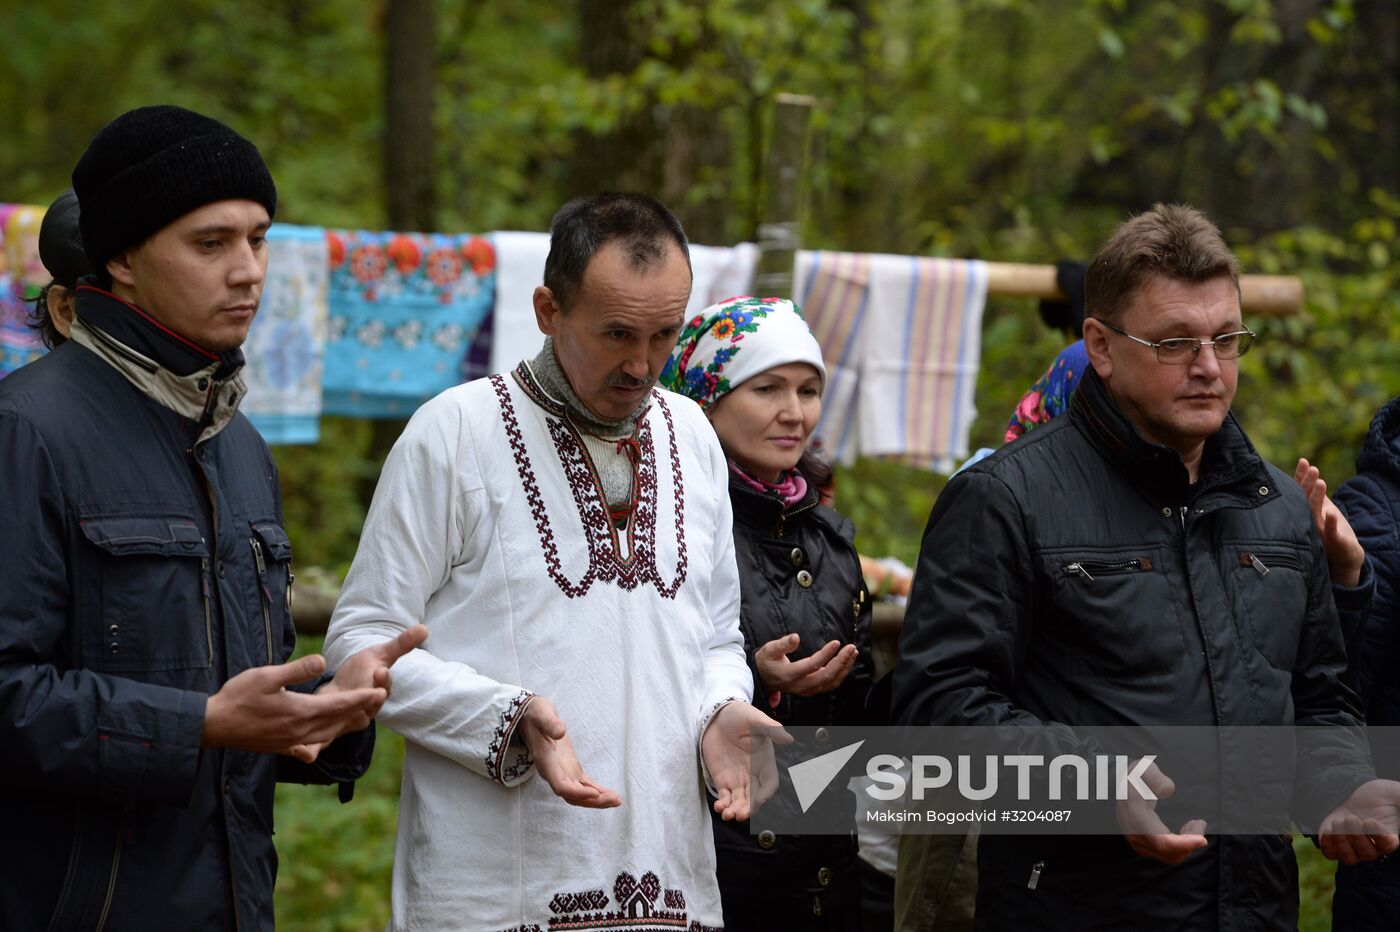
[241,224,330,444]
[1004,339,1088,443]
[322,229,496,417]
[660,296,825,409]
[0,204,48,378]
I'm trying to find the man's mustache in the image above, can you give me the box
[606,373,656,390]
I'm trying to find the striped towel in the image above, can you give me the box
[793,251,987,472]
[241,224,330,444]
[0,204,48,378]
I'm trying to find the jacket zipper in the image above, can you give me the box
[200,553,214,665]
[1063,558,1152,585]
[1238,551,1303,576]
[1027,859,1044,890]
[251,538,274,664]
[774,500,819,537]
[222,757,241,932]
[93,833,123,932]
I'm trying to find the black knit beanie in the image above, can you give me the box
[72,105,277,271]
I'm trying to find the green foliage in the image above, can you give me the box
[4,1,1398,926]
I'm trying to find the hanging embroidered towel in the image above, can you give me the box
[322,229,495,418]
[0,204,48,378]
[793,251,987,472]
[690,242,759,310]
[241,223,330,444]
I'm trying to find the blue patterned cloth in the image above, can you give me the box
[321,230,496,417]
[242,224,329,444]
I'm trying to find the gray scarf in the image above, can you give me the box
[528,337,650,437]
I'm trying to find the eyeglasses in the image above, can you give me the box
[1097,320,1255,365]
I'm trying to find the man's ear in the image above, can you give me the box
[1082,317,1114,380]
[105,248,138,290]
[48,285,77,338]
[533,286,560,336]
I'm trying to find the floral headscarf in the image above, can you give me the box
[1004,339,1089,443]
[659,296,826,409]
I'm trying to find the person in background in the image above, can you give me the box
[662,295,887,930]
[26,188,89,348]
[1332,399,1400,930]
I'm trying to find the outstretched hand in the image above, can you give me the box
[519,696,621,809]
[702,701,793,822]
[1116,759,1209,865]
[754,634,857,697]
[1295,458,1365,587]
[1319,779,1400,865]
[202,654,386,763]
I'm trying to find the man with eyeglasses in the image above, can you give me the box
[895,203,1398,929]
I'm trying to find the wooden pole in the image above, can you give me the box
[981,262,1303,316]
[753,93,816,297]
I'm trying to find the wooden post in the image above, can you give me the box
[753,93,816,297]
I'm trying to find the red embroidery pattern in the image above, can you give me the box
[504,870,718,931]
[492,372,688,600]
[486,689,534,784]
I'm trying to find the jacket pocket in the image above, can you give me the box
[1044,548,1186,677]
[1231,545,1308,670]
[77,511,212,673]
[249,521,294,665]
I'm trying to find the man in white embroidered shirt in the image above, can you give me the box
[326,193,782,931]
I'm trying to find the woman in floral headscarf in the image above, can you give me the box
[662,296,886,931]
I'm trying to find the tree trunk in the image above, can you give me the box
[385,0,436,232]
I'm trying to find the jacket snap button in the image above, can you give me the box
[818,866,833,887]
[217,560,226,578]
[1258,486,1269,496]
[814,727,832,747]
[757,830,777,849]
[109,624,119,636]
[790,548,804,567]
[797,569,814,588]
[108,642,119,653]
[1160,507,1172,518]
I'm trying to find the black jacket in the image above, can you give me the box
[711,475,883,929]
[894,369,1371,931]
[0,287,373,931]
[1332,395,1400,931]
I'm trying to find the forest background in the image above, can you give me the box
[3,1,1398,929]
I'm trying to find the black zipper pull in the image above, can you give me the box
[251,537,266,574]
[1028,860,1044,890]
[1065,562,1095,584]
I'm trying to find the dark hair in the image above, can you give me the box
[26,282,68,349]
[796,447,834,495]
[1085,203,1240,325]
[543,193,691,311]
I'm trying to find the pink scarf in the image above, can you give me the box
[728,460,809,507]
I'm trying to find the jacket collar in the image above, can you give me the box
[69,286,248,443]
[1069,366,1271,507]
[729,471,820,525]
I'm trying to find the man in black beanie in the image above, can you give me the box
[0,105,426,931]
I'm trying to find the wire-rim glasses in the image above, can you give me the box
[1097,320,1255,365]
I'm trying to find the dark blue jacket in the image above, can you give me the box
[895,369,1372,931]
[1333,395,1400,931]
[0,287,372,931]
